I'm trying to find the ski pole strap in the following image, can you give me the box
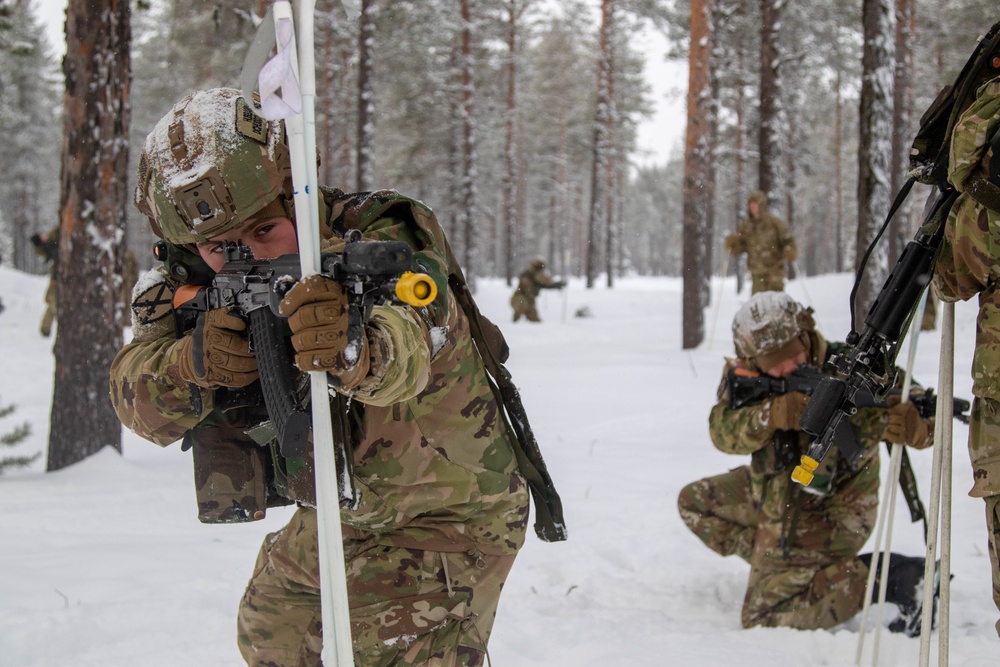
[448,273,568,542]
[888,441,929,540]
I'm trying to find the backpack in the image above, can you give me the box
[910,21,1000,189]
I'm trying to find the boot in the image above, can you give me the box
[858,552,940,637]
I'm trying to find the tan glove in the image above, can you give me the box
[767,391,811,431]
[884,400,931,447]
[278,274,370,389]
[176,309,258,388]
[724,233,741,256]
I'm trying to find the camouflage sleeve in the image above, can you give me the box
[333,215,450,406]
[348,304,432,407]
[724,229,745,256]
[708,363,774,455]
[933,193,1000,302]
[780,220,798,262]
[109,268,213,446]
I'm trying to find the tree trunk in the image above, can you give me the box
[502,0,518,286]
[889,0,914,261]
[683,0,713,349]
[48,0,131,471]
[585,0,612,289]
[356,0,376,190]
[758,0,784,206]
[458,0,478,288]
[855,0,895,326]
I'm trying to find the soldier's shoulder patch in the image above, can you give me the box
[132,276,176,326]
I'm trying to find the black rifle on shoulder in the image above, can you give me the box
[792,22,1000,487]
[157,233,436,493]
[791,188,956,488]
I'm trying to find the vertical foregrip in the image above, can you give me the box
[248,308,312,458]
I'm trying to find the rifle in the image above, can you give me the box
[728,364,970,423]
[159,233,437,470]
[792,22,1000,488]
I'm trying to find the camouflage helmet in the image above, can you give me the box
[134,88,292,245]
[732,291,816,365]
[530,256,546,270]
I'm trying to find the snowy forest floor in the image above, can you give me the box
[0,265,997,666]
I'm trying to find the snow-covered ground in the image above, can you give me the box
[1,265,996,666]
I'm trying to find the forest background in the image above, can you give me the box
[0,0,995,467]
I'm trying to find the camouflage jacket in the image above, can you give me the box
[725,191,798,278]
[709,336,888,508]
[932,75,1000,496]
[513,266,559,300]
[933,75,1000,402]
[110,189,529,556]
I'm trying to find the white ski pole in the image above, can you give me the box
[707,257,730,353]
[919,301,954,667]
[243,2,356,665]
[855,289,927,666]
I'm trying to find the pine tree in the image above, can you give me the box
[0,397,39,475]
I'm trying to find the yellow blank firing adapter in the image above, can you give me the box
[791,456,819,486]
[395,272,438,307]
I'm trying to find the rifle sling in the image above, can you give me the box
[448,273,568,542]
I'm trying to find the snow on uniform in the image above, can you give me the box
[111,187,530,666]
[679,333,904,630]
[931,74,1000,636]
[725,190,798,294]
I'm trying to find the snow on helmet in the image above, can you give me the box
[732,291,815,365]
[134,88,292,245]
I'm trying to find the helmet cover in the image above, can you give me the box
[134,88,291,245]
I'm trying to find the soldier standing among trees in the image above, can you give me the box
[510,256,565,322]
[725,191,798,294]
[30,227,59,337]
[109,88,564,667]
[678,292,936,633]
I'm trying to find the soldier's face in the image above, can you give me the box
[196,216,298,271]
[759,349,808,378]
[748,200,760,218]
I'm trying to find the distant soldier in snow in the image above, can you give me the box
[510,257,565,322]
[725,191,797,294]
[30,227,59,337]
[678,292,936,633]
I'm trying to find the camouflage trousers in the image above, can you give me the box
[237,507,516,666]
[510,294,540,322]
[968,397,1000,637]
[678,464,875,630]
[749,271,785,295]
[39,278,56,337]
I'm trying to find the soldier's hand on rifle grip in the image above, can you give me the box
[884,397,934,449]
[176,308,259,388]
[278,274,370,389]
[767,392,811,431]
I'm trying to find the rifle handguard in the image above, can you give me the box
[395,271,437,307]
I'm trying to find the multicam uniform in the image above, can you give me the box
[111,188,531,666]
[679,334,906,630]
[725,191,798,294]
[510,259,562,322]
[931,74,1000,635]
